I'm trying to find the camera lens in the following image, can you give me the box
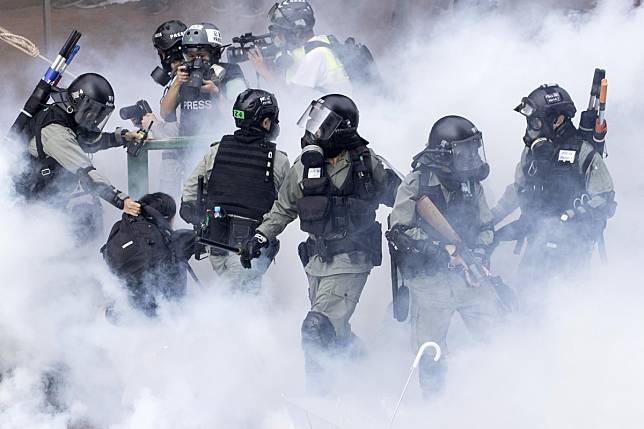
[119,105,141,120]
[150,66,171,86]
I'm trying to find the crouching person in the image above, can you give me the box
[102,192,197,317]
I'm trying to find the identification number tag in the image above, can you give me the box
[308,167,322,179]
[558,150,576,163]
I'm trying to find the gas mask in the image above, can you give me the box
[426,132,490,199]
[266,121,280,141]
[297,100,357,158]
[515,96,559,146]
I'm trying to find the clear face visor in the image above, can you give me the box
[73,97,114,134]
[297,101,343,141]
[450,133,487,173]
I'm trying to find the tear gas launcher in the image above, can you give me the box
[8,30,82,142]
[415,195,517,313]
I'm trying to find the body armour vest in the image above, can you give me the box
[521,126,593,217]
[296,146,379,237]
[206,134,277,221]
[417,167,482,248]
[14,105,78,199]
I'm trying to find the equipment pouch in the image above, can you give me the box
[297,241,310,267]
[228,217,258,249]
[367,222,383,266]
[297,196,330,236]
[206,216,229,244]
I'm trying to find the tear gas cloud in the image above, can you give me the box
[0,1,643,428]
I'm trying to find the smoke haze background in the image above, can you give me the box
[0,0,643,427]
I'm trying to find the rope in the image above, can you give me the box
[0,24,78,78]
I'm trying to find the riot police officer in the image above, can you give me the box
[180,89,290,293]
[160,22,248,138]
[493,84,616,292]
[248,0,352,95]
[14,73,143,239]
[241,94,400,391]
[387,115,502,397]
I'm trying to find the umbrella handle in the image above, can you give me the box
[412,342,441,368]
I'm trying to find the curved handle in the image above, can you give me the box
[412,341,441,368]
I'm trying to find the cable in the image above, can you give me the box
[0,24,78,78]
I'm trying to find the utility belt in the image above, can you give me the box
[206,214,259,255]
[297,222,382,266]
[396,248,453,278]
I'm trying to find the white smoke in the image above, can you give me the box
[0,1,643,428]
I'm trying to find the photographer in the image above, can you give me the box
[132,19,187,141]
[248,0,351,95]
[160,23,248,138]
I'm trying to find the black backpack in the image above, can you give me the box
[305,35,383,89]
[101,205,174,281]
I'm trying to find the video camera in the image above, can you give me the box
[119,100,152,123]
[227,33,279,64]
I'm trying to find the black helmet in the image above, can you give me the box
[233,89,280,137]
[515,84,577,145]
[413,115,489,182]
[298,94,362,157]
[182,23,224,62]
[153,19,187,70]
[268,0,315,33]
[54,73,115,135]
[298,94,358,138]
[153,19,187,51]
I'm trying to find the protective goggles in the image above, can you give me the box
[297,100,344,140]
[514,97,537,117]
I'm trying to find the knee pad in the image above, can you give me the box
[301,311,336,350]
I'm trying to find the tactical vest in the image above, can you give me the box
[204,134,277,248]
[521,133,594,217]
[417,167,482,248]
[296,146,382,264]
[14,105,78,199]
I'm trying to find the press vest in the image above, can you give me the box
[179,63,244,137]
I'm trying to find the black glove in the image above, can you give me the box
[579,110,597,133]
[386,226,444,257]
[240,232,269,269]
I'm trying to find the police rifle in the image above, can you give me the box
[8,30,82,143]
[415,195,517,313]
